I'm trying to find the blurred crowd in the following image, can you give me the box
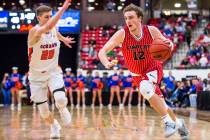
[179,23,210,68]
[161,71,210,108]
[1,66,210,110]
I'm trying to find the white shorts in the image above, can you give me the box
[29,67,64,103]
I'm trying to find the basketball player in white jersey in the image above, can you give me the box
[27,0,74,138]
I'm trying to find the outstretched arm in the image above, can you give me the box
[28,0,72,46]
[35,0,72,36]
[98,29,125,69]
[57,31,76,48]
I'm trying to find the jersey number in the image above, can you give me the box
[133,51,145,60]
[41,49,55,60]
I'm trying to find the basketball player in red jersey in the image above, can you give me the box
[27,0,74,139]
[99,4,189,139]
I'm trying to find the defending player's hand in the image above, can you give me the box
[105,60,118,69]
[63,36,76,48]
[62,0,72,10]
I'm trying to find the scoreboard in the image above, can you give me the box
[8,12,36,32]
[0,10,80,33]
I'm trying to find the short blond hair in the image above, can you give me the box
[123,4,144,18]
[36,5,52,16]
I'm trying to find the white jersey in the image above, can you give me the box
[28,26,61,72]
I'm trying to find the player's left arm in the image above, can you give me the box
[56,31,76,48]
[148,26,174,50]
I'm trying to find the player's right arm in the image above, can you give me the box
[28,0,72,46]
[98,29,125,69]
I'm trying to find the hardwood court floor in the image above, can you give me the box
[0,106,210,140]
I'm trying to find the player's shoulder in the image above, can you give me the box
[147,25,160,32]
[114,28,125,37]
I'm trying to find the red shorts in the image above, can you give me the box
[132,64,163,97]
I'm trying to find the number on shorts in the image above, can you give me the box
[41,49,55,60]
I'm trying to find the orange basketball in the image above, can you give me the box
[149,39,171,62]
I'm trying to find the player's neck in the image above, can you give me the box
[130,24,143,40]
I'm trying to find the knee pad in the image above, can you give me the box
[37,102,50,119]
[139,80,155,100]
[54,91,67,109]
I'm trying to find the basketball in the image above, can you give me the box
[149,38,171,62]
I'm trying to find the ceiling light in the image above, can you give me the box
[19,0,25,5]
[174,3,181,8]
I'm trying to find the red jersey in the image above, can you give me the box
[121,25,161,74]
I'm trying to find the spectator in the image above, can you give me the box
[105,0,116,12]
[199,54,208,67]
[185,26,192,48]
[163,71,176,93]
[1,73,11,106]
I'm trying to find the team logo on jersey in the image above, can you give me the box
[127,45,150,50]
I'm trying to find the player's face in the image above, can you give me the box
[124,11,141,32]
[37,11,52,25]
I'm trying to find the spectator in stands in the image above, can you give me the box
[185,26,192,48]
[199,54,208,67]
[105,0,116,12]
[173,81,188,107]
[163,71,176,95]
[175,22,185,33]
[10,67,23,111]
[201,28,210,43]
[180,57,189,67]
[196,78,203,93]
[189,55,198,66]
[203,73,210,91]
[203,79,210,91]
[1,73,11,106]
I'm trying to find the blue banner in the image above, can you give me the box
[54,10,80,33]
[0,11,9,30]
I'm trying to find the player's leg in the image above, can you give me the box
[49,72,72,126]
[81,89,86,108]
[139,70,177,138]
[30,80,61,139]
[162,98,189,139]
[49,90,55,110]
[92,89,97,108]
[98,89,103,108]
